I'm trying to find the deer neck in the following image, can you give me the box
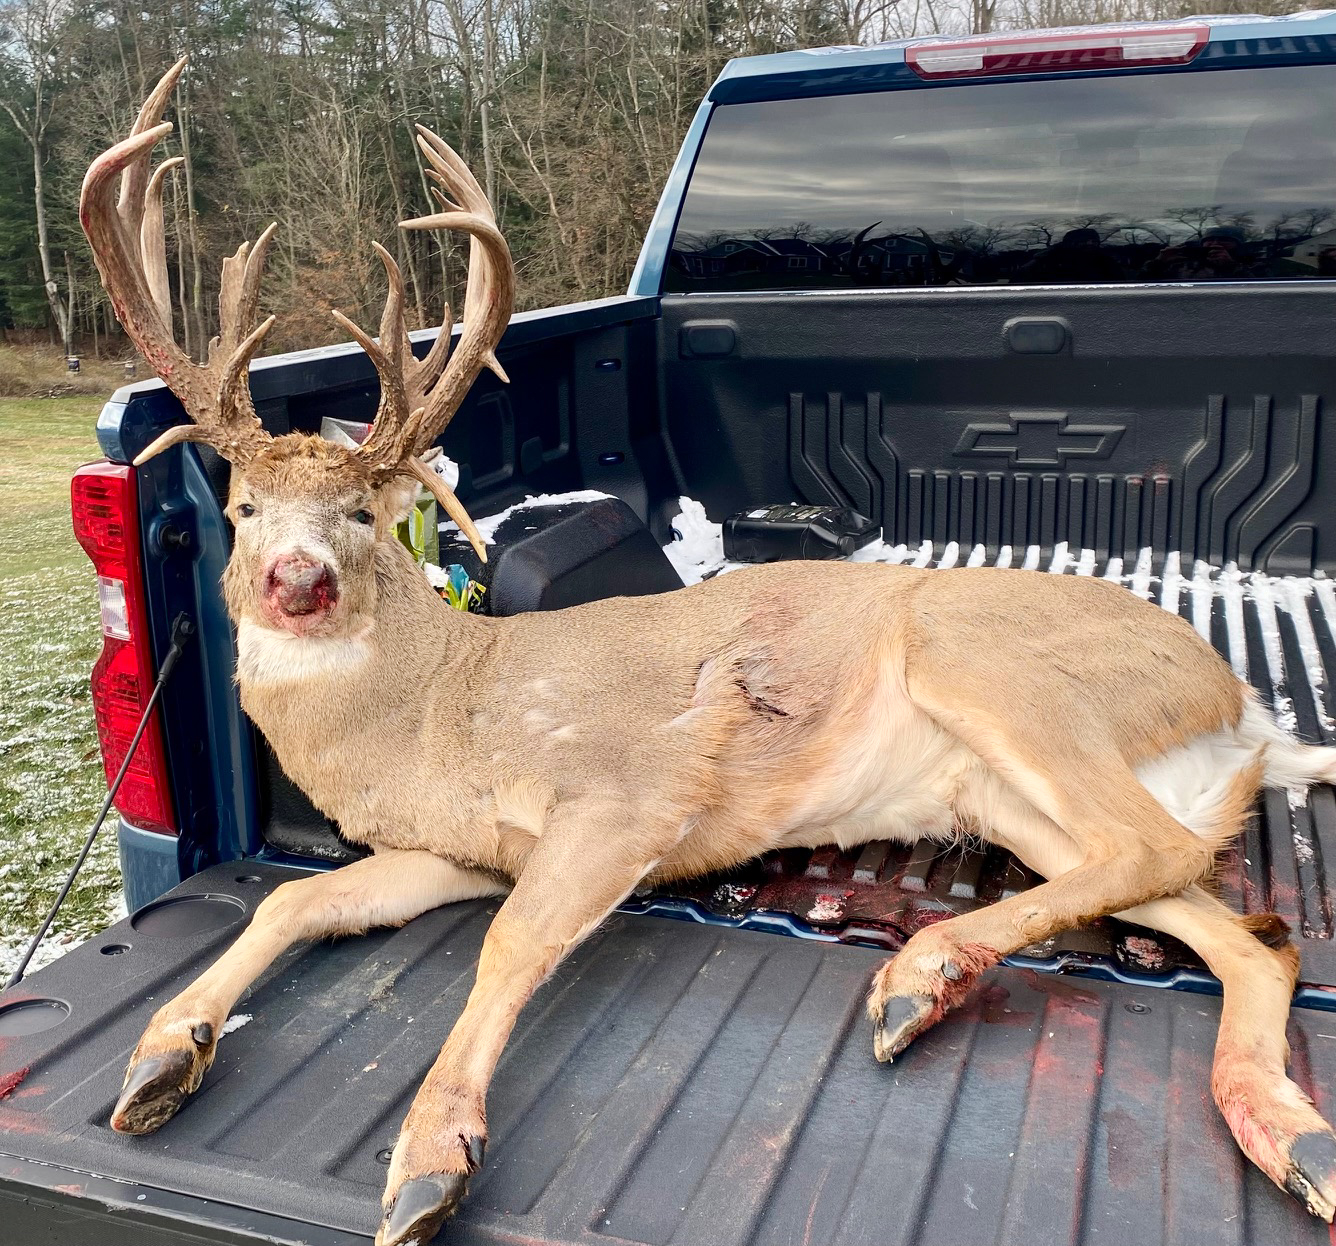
[235,542,493,796]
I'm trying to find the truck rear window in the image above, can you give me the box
[666,65,1336,291]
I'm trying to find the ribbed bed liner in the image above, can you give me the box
[0,863,1331,1246]
[636,547,1336,995]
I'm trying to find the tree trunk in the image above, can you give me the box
[32,142,71,354]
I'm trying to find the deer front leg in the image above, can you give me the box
[112,850,506,1134]
[377,801,660,1246]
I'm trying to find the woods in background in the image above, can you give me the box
[0,0,1301,357]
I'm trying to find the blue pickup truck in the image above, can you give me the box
[3,11,1336,1245]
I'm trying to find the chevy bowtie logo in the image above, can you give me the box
[955,413,1124,467]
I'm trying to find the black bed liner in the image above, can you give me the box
[0,862,1332,1246]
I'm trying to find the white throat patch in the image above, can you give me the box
[237,620,374,684]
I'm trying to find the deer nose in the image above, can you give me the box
[265,554,337,617]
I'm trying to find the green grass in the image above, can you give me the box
[0,396,125,979]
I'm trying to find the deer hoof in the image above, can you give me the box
[110,1050,200,1134]
[376,1171,472,1246]
[1285,1131,1336,1222]
[872,993,936,1063]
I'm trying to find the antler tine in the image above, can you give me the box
[142,157,184,326]
[415,127,489,215]
[371,241,413,380]
[83,58,278,468]
[336,127,511,563]
[353,127,512,472]
[118,56,187,248]
[82,121,190,379]
[393,206,512,459]
[413,128,509,387]
[215,223,277,358]
[329,245,414,471]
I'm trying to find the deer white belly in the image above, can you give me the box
[778,691,970,850]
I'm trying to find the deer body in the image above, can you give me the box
[84,63,1336,1246]
[234,487,1236,881]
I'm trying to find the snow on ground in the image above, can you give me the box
[0,563,122,983]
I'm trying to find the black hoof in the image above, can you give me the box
[873,993,935,1063]
[1285,1131,1336,1221]
[110,1051,196,1135]
[378,1173,470,1246]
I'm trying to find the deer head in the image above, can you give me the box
[80,57,513,641]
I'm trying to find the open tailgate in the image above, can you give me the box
[0,863,1331,1246]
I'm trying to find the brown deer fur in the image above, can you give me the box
[85,63,1336,1246]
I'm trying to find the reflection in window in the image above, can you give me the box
[666,65,1336,292]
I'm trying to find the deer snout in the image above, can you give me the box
[264,553,338,618]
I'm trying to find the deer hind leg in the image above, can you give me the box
[111,850,506,1135]
[1122,888,1336,1221]
[868,754,1216,1063]
[377,799,669,1246]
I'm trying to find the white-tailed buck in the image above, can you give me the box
[85,60,1336,1246]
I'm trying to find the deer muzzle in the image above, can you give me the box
[264,554,338,620]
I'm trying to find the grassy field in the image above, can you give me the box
[0,395,124,979]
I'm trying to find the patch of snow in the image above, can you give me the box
[1274,577,1335,736]
[1247,572,1294,731]
[1190,559,1215,647]
[220,1013,253,1036]
[1218,563,1249,681]
[965,544,987,568]
[441,490,614,548]
[423,563,449,590]
[937,541,960,570]
[1074,548,1096,577]
[430,453,461,491]
[1158,551,1184,616]
[663,497,727,586]
[1020,545,1041,572]
[1047,541,1072,575]
[995,545,1013,569]
[1130,547,1155,601]
[712,883,758,907]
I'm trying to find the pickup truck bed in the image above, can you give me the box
[2,862,1332,1246]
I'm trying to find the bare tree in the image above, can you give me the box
[0,0,73,351]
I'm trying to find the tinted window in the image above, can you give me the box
[666,65,1336,291]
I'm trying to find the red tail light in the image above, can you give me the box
[906,24,1209,79]
[72,462,176,834]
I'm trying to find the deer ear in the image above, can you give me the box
[378,472,421,527]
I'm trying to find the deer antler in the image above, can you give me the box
[80,56,278,467]
[332,124,514,562]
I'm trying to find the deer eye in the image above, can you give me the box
[352,509,375,526]
[235,503,256,519]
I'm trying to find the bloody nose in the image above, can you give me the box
[266,555,337,616]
